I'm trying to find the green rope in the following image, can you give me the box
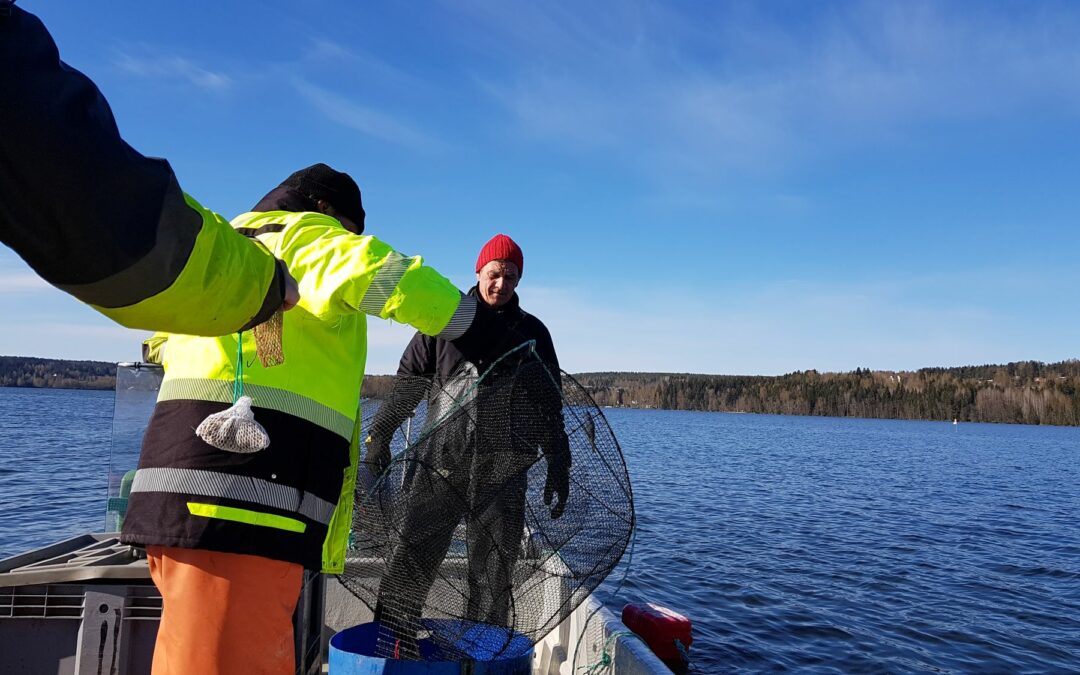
[675,638,692,665]
[232,332,244,403]
[580,630,639,674]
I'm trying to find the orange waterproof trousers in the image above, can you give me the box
[147,545,303,675]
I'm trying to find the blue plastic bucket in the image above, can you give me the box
[329,620,533,674]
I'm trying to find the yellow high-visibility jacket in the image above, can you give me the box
[121,210,475,573]
[86,192,284,335]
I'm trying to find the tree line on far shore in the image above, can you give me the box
[3,355,1080,426]
[0,356,115,389]
[572,360,1080,426]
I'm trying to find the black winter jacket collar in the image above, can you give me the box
[396,286,558,382]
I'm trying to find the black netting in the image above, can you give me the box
[342,343,634,661]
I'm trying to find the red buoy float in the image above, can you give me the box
[622,602,693,668]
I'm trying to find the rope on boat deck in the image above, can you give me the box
[580,630,639,674]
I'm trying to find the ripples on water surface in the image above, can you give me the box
[597,409,1080,673]
[0,388,113,555]
[1,389,1078,672]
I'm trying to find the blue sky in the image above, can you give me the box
[3,0,1079,375]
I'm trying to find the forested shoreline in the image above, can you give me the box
[3,355,1080,426]
[573,361,1080,426]
[0,356,115,389]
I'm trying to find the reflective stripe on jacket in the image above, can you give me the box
[121,210,475,572]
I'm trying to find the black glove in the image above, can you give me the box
[363,434,391,477]
[543,454,570,520]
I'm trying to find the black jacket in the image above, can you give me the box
[369,288,560,440]
[399,288,558,382]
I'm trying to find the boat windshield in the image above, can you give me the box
[104,362,162,532]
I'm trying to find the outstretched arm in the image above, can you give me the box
[253,218,517,364]
[0,7,289,334]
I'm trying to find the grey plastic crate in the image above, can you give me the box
[0,534,323,675]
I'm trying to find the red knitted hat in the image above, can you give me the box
[475,234,524,276]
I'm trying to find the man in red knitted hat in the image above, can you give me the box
[364,233,570,656]
[474,233,524,308]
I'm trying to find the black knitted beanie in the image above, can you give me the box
[281,163,365,230]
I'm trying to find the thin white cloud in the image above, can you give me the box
[113,51,232,92]
[306,38,353,62]
[42,323,149,340]
[519,271,1079,376]
[292,78,441,152]
[464,1,1080,177]
[0,321,148,363]
[301,39,429,95]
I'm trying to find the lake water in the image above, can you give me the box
[1,387,1078,673]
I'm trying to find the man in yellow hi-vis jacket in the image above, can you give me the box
[122,164,505,675]
[0,5,297,335]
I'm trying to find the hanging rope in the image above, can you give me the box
[675,638,694,669]
[232,331,245,403]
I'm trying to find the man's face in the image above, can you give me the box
[476,260,520,307]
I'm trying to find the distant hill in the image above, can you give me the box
[0,356,115,390]
[573,360,1080,426]
[0,356,400,397]
[3,356,1078,425]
